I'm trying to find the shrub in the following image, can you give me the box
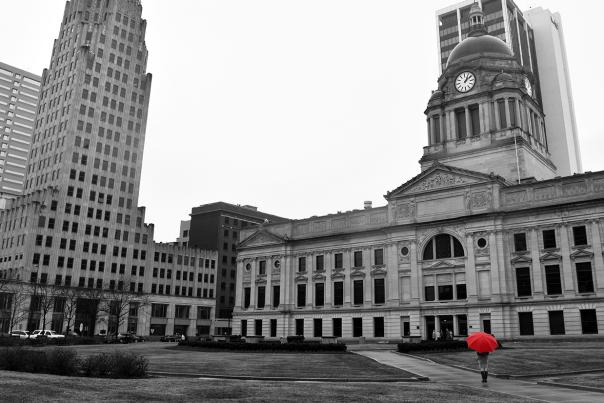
[82,353,114,377]
[46,348,80,376]
[286,336,305,344]
[0,347,48,372]
[178,340,347,352]
[397,340,468,353]
[82,351,148,378]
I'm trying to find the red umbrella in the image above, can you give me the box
[466,332,498,353]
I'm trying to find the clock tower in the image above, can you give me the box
[421,3,556,183]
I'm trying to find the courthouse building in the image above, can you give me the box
[0,0,216,337]
[232,5,603,341]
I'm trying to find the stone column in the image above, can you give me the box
[235,259,244,307]
[515,98,522,130]
[529,229,543,294]
[465,234,478,301]
[591,220,604,290]
[325,252,333,307]
[250,259,257,309]
[448,110,457,140]
[440,113,446,142]
[344,250,352,306]
[364,250,372,306]
[427,118,432,146]
[558,226,574,293]
[489,231,502,298]
[266,258,273,308]
[464,105,471,138]
[504,98,511,129]
[409,241,420,301]
[387,244,399,304]
[493,100,501,130]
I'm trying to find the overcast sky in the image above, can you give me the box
[2,0,603,241]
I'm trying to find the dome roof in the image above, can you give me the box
[446,35,513,67]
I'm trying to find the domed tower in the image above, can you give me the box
[421,3,556,183]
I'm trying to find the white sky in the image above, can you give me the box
[1,1,603,242]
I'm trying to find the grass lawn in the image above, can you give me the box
[541,373,604,389]
[415,342,604,376]
[53,342,414,379]
[0,370,536,402]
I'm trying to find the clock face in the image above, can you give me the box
[524,77,533,97]
[455,71,476,93]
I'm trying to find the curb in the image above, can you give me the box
[149,371,429,382]
[536,381,604,394]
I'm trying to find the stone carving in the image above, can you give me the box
[471,191,490,209]
[594,179,604,193]
[396,202,416,218]
[534,186,556,201]
[407,173,467,193]
[562,181,588,197]
[504,190,527,205]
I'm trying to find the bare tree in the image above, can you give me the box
[30,282,60,331]
[98,276,149,341]
[6,281,30,332]
[55,286,85,334]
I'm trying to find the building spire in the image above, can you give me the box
[468,2,488,37]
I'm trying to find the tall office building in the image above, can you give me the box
[0,0,216,337]
[0,62,41,199]
[436,0,581,177]
[187,202,286,333]
[523,7,581,176]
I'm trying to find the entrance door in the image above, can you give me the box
[480,313,491,334]
[425,316,435,340]
[439,315,454,339]
[75,298,99,336]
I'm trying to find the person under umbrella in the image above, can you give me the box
[465,332,498,383]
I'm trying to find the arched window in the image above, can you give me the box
[422,234,465,260]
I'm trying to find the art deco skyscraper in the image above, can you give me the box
[0,0,217,337]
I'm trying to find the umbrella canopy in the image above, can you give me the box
[466,332,498,353]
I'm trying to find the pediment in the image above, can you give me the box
[540,251,562,262]
[511,254,532,264]
[570,249,594,260]
[331,270,346,280]
[385,163,503,200]
[312,273,327,281]
[239,229,287,249]
[255,277,267,285]
[351,269,366,278]
[370,266,388,277]
[295,274,308,282]
[426,260,456,269]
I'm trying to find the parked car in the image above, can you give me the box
[160,334,182,342]
[30,330,66,339]
[9,330,30,339]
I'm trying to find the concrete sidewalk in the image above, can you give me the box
[355,350,603,403]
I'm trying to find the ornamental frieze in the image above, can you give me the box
[407,173,468,193]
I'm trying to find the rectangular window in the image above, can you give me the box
[438,285,454,300]
[548,310,565,335]
[374,317,384,337]
[455,108,467,139]
[298,257,306,272]
[352,317,363,337]
[374,249,384,266]
[353,251,363,267]
[334,253,343,269]
[315,283,324,307]
[572,226,588,246]
[457,314,468,336]
[508,99,517,127]
[241,320,247,337]
[316,255,324,271]
[297,284,306,307]
[257,286,265,309]
[151,304,168,318]
[334,282,344,306]
[425,285,435,301]
[332,318,342,337]
[295,319,304,336]
[497,99,507,128]
[272,285,280,308]
[514,233,527,252]
[313,318,323,337]
[258,260,266,275]
[515,267,532,297]
[518,312,534,335]
[374,278,385,304]
[243,287,250,308]
[353,280,363,305]
[580,309,598,334]
[469,104,480,136]
[542,229,557,249]
[270,319,277,337]
[255,319,262,336]
[576,262,594,293]
[544,265,562,295]
[456,284,467,299]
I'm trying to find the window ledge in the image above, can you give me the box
[516,296,532,300]
[352,266,365,270]
[577,292,596,297]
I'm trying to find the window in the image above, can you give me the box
[572,226,588,246]
[353,280,364,305]
[151,304,167,318]
[576,262,594,293]
[544,265,562,295]
[432,115,440,143]
[295,318,304,336]
[352,317,363,337]
[508,99,517,127]
[513,233,527,252]
[334,253,343,269]
[438,285,453,300]
[469,104,480,136]
[497,99,507,128]
[425,286,435,301]
[298,257,306,272]
[548,310,565,335]
[334,282,344,306]
[374,249,384,266]
[241,320,247,337]
[423,234,464,260]
[353,251,363,267]
[580,309,598,334]
[270,319,277,337]
[255,319,262,336]
[333,318,342,337]
[257,286,265,309]
[542,229,557,249]
[243,287,250,308]
[315,255,324,271]
[258,260,266,275]
[374,317,384,337]
[518,312,534,335]
[374,278,385,304]
[455,108,467,139]
[297,284,306,307]
[456,284,467,299]
[515,267,532,297]
[315,283,324,307]
[457,314,468,336]
[272,285,280,308]
[313,318,322,338]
